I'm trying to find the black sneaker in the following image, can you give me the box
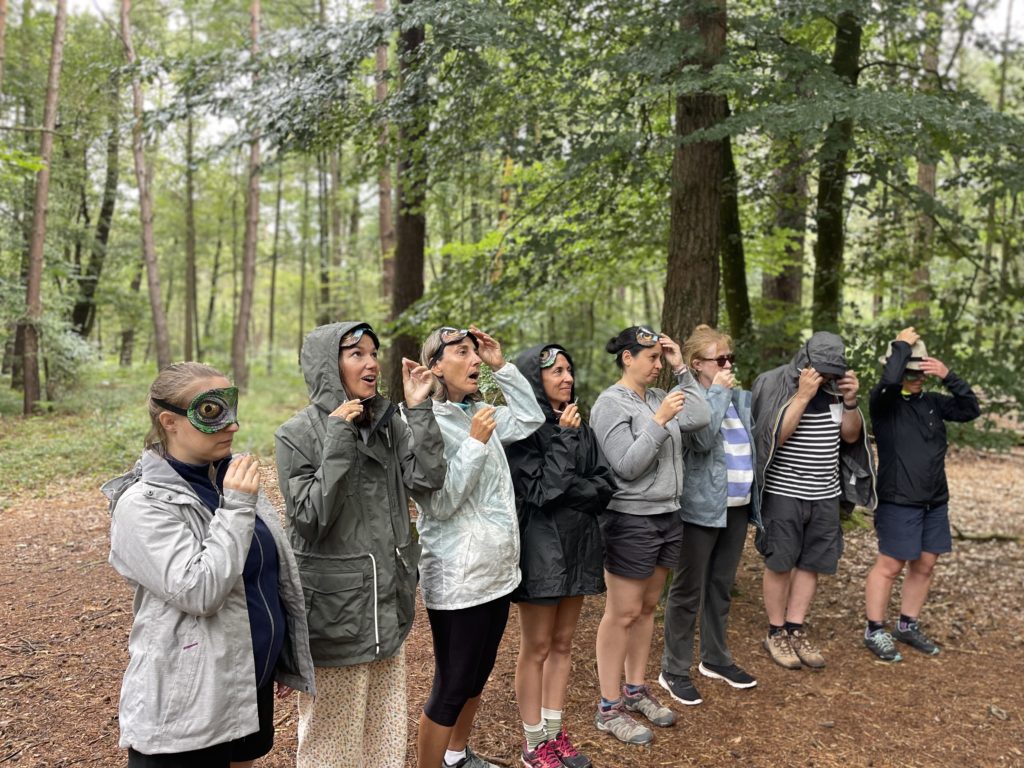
[657,671,703,706]
[863,629,902,662]
[893,621,941,656]
[698,661,757,689]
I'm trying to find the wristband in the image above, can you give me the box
[672,366,687,376]
[842,400,859,411]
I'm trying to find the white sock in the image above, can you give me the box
[443,748,466,766]
[523,720,546,749]
[541,707,562,740]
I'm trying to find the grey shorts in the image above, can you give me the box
[758,493,843,575]
[600,510,683,580]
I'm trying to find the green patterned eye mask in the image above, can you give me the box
[154,387,239,433]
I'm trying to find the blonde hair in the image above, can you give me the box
[681,324,732,370]
[144,362,227,454]
[420,328,481,403]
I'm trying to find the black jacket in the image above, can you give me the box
[869,340,980,507]
[504,343,615,600]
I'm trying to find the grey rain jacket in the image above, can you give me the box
[105,451,315,755]
[751,332,877,514]
[413,362,545,610]
[590,369,711,516]
[275,322,446,666]
[679,382,763,530]
[504,344,615,600]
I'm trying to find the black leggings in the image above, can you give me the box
[423,594,511,727]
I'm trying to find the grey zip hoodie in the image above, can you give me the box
[590,369,711,516]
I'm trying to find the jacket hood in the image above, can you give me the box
[789,331,848,378]
[301,321,378,413]
[514,343,576,420]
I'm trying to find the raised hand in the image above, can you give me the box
[654,390,685,427]
[330,399,364,423]
[796,368,823,402]
[896,326,920,346]
[920,357,949,379]
[558,402,582,429]
[712,369,736,389]
[837,369,860,404]
[402,357,434,407]
[468,326,505,371]
[659,333,684,371]
[224,453,260,496]
[469,405,498,444]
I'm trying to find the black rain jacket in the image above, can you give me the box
[869,340,981,507]
[504,344,615,600]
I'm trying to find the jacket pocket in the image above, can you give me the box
[302,568,371,651]
[395,540,421,633]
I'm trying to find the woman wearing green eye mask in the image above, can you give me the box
[104,362,315,768]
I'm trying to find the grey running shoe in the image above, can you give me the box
[893,621,941,655]
[658,671,703,705]
[789,628,826,669]
[622,684,676,727]
[446,746,501,768]
[864,629,902,662]
[594,701,654,745]
[698,661,758,689]
[763,630,801,670]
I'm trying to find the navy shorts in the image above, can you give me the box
[758,493,843,575]
[600,510,683,580]
[874,501,952,561]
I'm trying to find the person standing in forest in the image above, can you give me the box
[275,322,446,768]
[105,363,315,767]
[751,332,876,670]
[505,343,616,768]
[589,326,711,746]
[414,326,545,768]
[862,327,980,662]
[659,324,762,707]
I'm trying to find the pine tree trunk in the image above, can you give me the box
[231,0,261,391]
[376,0,396,309]
[719,132,751,346]
[203,212,224,345]
[911,4,941,321]
[662,0,727,351]
[811,11,862,333]
[267,164,283,374]
[22,0,67,415]
[121,0,171,370]
[299,164,311,352]
[316,153,331,325]
[184,107,198,359]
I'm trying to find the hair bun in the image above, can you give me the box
[693,323,711,332]
[605,336,621,354]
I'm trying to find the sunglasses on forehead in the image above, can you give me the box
[635,327,661,347]
[154,387,239,434]
[698,354,735,366]
[340,326,374,349]
[428,327,474,367]
[539,346,566,368]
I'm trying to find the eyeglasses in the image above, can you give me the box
[635,327,661,347]
[539,346,565,368]
[698,354,735,367]
[428,327,472,367]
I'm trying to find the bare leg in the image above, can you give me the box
[596,572,646,700]
[541,597,584,711]
[448,696,480,752]
[417,712,454,768]
[762,567,792,626]
[784,568,818,624]
[900,552,939,618]
[865,553,906,622]
[516,602,559,725]
[624,567,670,686]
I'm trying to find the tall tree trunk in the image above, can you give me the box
[184,106,198,360]
[121,0,171,370]
[347,188,361,316]
[811,11,862,333]
[120,256,144,367]
[71,72,120,338]
[203,212,224,344]
[662,0,727,351]
[0,0,8,93]
[388,0,427,401]
[719,132,751,346]
[316,153,331,324]
[22,0,67,415]
[299,164,311,352]
[911,4,941,321]
[267,163,283,374]
[376,0,396,308]
[232,0,261,391]
[329,149,344,313]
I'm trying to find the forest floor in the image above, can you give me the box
[1,449,1023,768]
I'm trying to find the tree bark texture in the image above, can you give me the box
[388,0,426,401]
[267,164,283,374]
[121,0,171,370]
[911,4,941,321]
[719,133,751,346]
[184,108,198,359]
[0,0,8,94]
[22,0,66,414]
[232,0,261,391]
[662,0,727,353]
[376,0,396,308]
[811,11,862,333]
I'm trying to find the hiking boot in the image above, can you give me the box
[789,628,826,669]
[698,661,758,689]
[594,701,653,745]
[863,629,902,662]
[622,684,676,727]
[521,739,563,768]
[446,746,501,768]
[657,671,703,705]
[893,621,941,656]
[548,728,592,768]
[763,630,801,670]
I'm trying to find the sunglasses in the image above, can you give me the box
[904,370,925,381]
[635,327,661,347]
[539,346,566,369]
[154,387,239,434]
[698,354,735,367]
[428,327,474,367]
[340,326,375,349]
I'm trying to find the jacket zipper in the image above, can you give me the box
[367,552,380,657]
[253,528,277,686]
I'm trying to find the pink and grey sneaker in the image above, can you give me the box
[548,728,592,768]
[521,739,563,768]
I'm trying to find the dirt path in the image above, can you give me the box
[1,451,1022,767]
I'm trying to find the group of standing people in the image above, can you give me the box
[104,318,979,767]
